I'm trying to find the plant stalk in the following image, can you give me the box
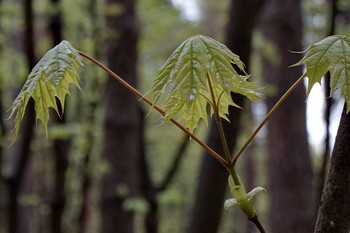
[249,215,266,233]
[230,72,307,166]
[205,74,241,184]
[206,73,232,163]
[79,51,229,167]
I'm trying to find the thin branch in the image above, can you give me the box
[157,134,189,191]
[231,72,307,166]
[78,51,229,167]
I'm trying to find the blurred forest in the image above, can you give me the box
[0,0,350,233]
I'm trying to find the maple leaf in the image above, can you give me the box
[293,35,350,111]
[150,35,262,132]
[9,40,83,139]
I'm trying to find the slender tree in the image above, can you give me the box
[46,1,70,233]
[185,0,264,232]
[77,2,103,232]
[100,0,140,232]
[260,0,315,232]
[0,0,5,226]
[4,0,36,232]
[0,90,5,232]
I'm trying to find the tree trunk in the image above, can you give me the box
[48,2,69,233]
[5,0,36,232]
[185,1,263,233]
[78,2,104,233]
[260,1,315,232]
[313,104,350,233]
[0,1,6,227]
[0,53,3,233]
[100,0,140,232]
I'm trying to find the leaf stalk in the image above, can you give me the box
[78,51,229,167]
[206,73,232,162]
[230,72,307,166]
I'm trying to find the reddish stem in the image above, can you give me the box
[78,51,229,167]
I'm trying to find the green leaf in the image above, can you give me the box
[150,35,261,132]
[9,40,83,140]
[224,198,238,211]
[293,35,350,111]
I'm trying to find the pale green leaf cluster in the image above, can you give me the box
[9,40,83,139]
[224,175,265,219]
[293,35,350,111]
[150,35,262,132]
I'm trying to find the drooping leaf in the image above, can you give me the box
[9,40,83,140]
[150,35,262,132]
[293,35,350,111]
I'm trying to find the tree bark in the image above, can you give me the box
[260,1,315,232]
[100,0,140,232]
[0,87,5,232]
[185,1,263,233]
[5,0,36,232]
[47,2,70,233]
[78,2,104,233]
[313,104,350,233]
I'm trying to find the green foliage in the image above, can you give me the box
[9,40,83,139]
[224,175,265,219]
[150,35,261,132]
[294,35,350,111]
[138,0,200,92]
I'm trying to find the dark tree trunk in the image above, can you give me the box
[48,2,69,233]
[78,2,104,233]
[5,0,36,232]
[5,103,35,233]
[185,1,263,233]
[100,0,140,232]
[0,1,5,227]
[0,8,4,227]
[260,1,315,232]
[0,88,5,231]
[313,104,350,233]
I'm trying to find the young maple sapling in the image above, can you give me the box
[9,34,350,233]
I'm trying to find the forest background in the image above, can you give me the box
[0,0,349,233]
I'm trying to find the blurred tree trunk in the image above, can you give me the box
[4,0,36,232]
[78,1,103,232]
[0,0,5,225]
[0,88,4,229]
[185,0,263,233]
[260,1,315,232]
[100,0,140,232]
[313,104,350,233]
[47,1,70,233]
